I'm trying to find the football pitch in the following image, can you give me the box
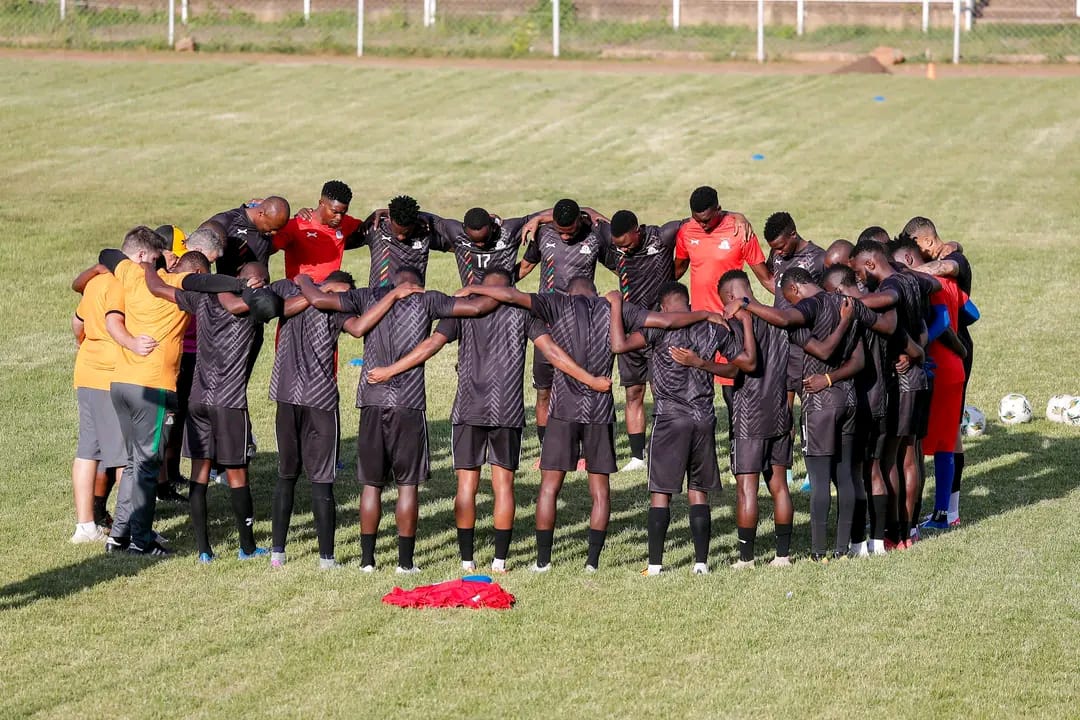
[1,54,1078,718]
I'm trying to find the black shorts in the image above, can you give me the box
[357,406,429,487]
[540,418,617,474]
[452,424,522,471]
[648,414,721,494]
[854,409,888,462]
[276,402,339,484]
[801,403,856,457]
[618,348,649,388]
[892,388,931,438]
[532,348,554,390]
[786,344,806,394]
[731,433,793,476]
[183,402,250,466]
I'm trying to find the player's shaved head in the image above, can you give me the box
[857,226,891,246]
[902,216,937,240]
[184,227,225,262]
[823,264,859,294]
[567,276,596,296]
[463,207,490,231]
[252,196,290,235]
[196,219,227,241]
[657,281,690,312]
[174,250,210,273]
[553,199,580,228]
[122,225,168,257]
[889,236,924,268]
[482,268,513,286]
[238,262,270,284]
[689,186,719,214]
[825,238,854,268]
[395,265,424,287]
[323,270,356,288]
[901,216,947,259]
[780,266,816,292]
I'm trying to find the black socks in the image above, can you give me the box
[629,433,646,461]
[493,528,513,562]
[360,533,377,567]
[586,528,607,568]
[457,527,475,562]
[189,482,211,556]
[689,504,711,564]
[397,535,416,569]
[737,526,756,562]
[774,522,792,558]
[535,529,554,567]
[229,485,256,555]
[310,483,336,560]
[271,476,297,552]
[647,507,670,565]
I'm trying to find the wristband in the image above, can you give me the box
[741,296,750,308]
[826,373,833,387]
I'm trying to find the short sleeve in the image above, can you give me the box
[674,224,690,260]
[851,297,880,330]
[742,230,766,266]
[529,293,558,326]
[435,317,460,343]
[789,326,812,350]
[269,279,298,299]
[426,214,456,252]
[621,301,651,333]
[658,220,682,251]
[793,296,818,327]
[339,287,373,315]
[527,316,549,342]
[422,290,458,319]
[592,220,612,249]
[523,236,541,264]
[174,289,200,315]
[641,327,663,347]
[499,216,528,240]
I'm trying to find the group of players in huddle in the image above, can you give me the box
[68,180,977,575]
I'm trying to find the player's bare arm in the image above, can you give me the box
[803,341,866,394]
[453,284,532,309]
[737,296,807,328]
[297,274,346,311]
[72,263,108,294]
[726,309,758,372]
[366,331,451,384]
[855,287,899,312]
[668,347,740,380]
[748,261,776,295]
[604,291,648,355]
[534,335,612,394]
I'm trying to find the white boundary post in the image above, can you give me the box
[552,0,560,57]
[356,0,364,56]
[672,0,680,30]
[922,0,929,32]
[60,0,66,21]
[168,0,175,46]
[964,0,972,30]
[796,0,804,36]
[756,0,765,63]
[1076,0,1079,19]
[181,0,188,24]
[952,0,961,63]
[304,0,310,22]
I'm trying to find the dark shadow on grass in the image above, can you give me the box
[0,556,143,611]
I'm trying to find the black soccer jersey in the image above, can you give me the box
[340,288,458,411]
[267,279,351,412]
[523,219,612,294]
[174,290,256,410]
[790,292,876,412]
[769,241,826,309]
[355,216,453,289]
[432,215,534,286]
[880,273,929,393]
[206,206,276,278]
[436,305,546,428]
[727,316,792,439]
[856,323,891,420]
[637,320,728,421]
[530,293,647,424]
[599,221,680,309]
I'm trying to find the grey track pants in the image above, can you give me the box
[109,382,178,546]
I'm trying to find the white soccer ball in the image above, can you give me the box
[1063,397,1080,427]
[998,394,1033,426]
[1046,394,1074,423]
[962,406,986,437]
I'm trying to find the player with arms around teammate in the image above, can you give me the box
[607,281,751,574]
[143,261,282,562]
[465,277,717,572]
[268,271,421,569]
[596,210,684,472]
[298,267,493,574]
[672,270,798,568]
[368,269,611,573]
[205,196,291,277]
[275,181,364,282]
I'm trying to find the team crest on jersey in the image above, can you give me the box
[719,239,731,250]
[495,240,507,250]
[335,229,343,240]
[646,245,660,255]
[412,240,424,250]
[579,242,594,255]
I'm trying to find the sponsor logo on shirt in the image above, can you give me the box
[306,232,319,239]
[236,228,248,236]
[689,238,700,246]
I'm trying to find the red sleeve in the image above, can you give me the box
[742,230,766,265]
[340,215,362,238]
[674,225,690,260]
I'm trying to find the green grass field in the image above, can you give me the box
[1,56,1078,718]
